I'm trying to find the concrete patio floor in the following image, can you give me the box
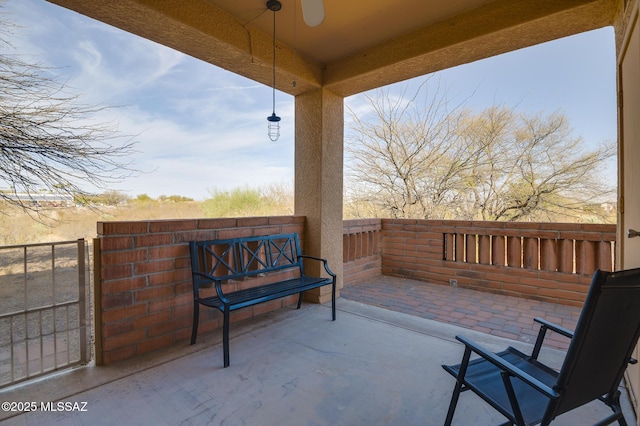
[0,297,635,425]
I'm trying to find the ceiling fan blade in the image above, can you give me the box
[301,0,325,27]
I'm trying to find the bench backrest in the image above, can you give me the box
[190,233,303,286]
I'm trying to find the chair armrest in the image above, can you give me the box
[455,335,559,399]
[531,318,574,360]
[534,318,574,339]
[298,255,337,280]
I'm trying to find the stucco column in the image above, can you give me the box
[295,88,344,303]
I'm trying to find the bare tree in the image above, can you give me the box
[0,13,137,213]
[452,107,616,221]
[346,78,471,219]
[345,79,616,222]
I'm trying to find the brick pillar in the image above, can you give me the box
[466,234,477,263]
[479,235,490,264]
[507,236,522,268]
[492,235,506,266]
[558,239,574,273]
[540,238,558,272]
[598,241,613,271]
[576,240,596,275]
[455,234,465,262]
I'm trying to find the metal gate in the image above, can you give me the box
[0,239,90,388]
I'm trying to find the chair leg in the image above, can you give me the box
[190,302,199,345]
[223,307,230,368]
[501,372,525,426]
[611,391,627,426]
[444,348,472,426]
[444,380,463,426]
[594,391,627,426]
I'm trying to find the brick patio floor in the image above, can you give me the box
[341,275,582,351]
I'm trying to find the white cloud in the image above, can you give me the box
[3,0,295,199]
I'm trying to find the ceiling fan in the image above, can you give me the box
[300,0,325,27]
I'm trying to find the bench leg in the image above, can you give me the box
[296,292,303,309]
[332,281,336,321]
[223,307,230,368]
[190,302,199,345]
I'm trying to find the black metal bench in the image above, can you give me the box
[189,233,336,367]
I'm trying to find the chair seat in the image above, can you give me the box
[443,347,559,425]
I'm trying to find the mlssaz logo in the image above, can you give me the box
[40,402,88,412]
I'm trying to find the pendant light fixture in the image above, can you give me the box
[266,0,281,142]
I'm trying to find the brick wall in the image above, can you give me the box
[94,216,305,365]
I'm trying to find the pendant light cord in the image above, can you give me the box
[292,0,297,87]
[271,8,277,115]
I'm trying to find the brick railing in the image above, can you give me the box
[343,219,382,284]
[442,222,614,273]
[94,216,615,365]
[380,219,616,307]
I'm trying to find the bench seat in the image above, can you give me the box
[197,274,334,312]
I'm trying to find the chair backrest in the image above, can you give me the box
[544,267,640,422]
[190,233,302,287]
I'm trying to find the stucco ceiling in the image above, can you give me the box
[48,0,619,97]
[206,0,496,64]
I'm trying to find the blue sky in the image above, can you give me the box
[3,0,617,200]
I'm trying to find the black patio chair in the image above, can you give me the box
[442,268,640,426]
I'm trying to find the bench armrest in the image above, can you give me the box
[298,254,337,281]
[191,271,230,304]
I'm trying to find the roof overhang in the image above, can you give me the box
[47,0,620,97]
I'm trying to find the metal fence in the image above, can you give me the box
[0,239,90,388]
